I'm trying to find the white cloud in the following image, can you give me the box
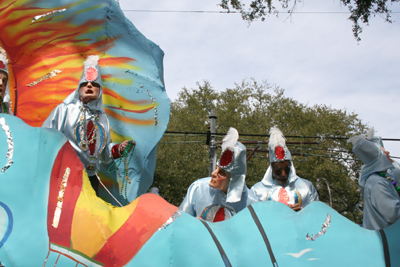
[119,0,400,156]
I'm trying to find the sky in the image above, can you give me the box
[119,0,400,157]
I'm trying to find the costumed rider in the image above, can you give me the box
[180,127,258,222]
[251,127,319,211]
[42,55,134,196]
[0,48,13,115]
[348,127,400,230]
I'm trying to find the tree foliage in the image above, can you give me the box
[153,79,367,224]
[219,0,399,41]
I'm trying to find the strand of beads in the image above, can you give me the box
[79,105,88,151]
[87,123,98,146]
[123,155,131,183]
[384,172,400,197]
[0,97,7,114]
[0,103,6,114]
[120,177,129,205]
[78,105,99,152]
[107,140,135,205]
[391,180,400,197]
[107,140,135,174]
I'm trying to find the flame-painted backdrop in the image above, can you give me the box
[0,0,170,203]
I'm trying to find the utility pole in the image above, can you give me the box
[208,109,217,176]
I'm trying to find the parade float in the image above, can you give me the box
[0,0,399,266]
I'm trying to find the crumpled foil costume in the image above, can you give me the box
[348,128,400,230]
[251,127,319,208]
[180,128,258,222]
[42,55,115,176]
[0,50,12,115]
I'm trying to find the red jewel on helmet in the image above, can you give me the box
[275,146,285,160]
[0,61,5,69]
[85,67,98,82]
[219,149,233,167]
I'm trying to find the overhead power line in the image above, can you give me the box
[122,9,236,13]
[161,131,400,159]
[165,131,400,141]
[122,9,400,14]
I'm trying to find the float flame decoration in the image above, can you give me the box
[219,127,238,167]
[269,126,286,161]
[0,0,159,127]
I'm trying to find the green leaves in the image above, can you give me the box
[218,0,398,41]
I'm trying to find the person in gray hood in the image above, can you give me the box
[180,128,258,222]
[251,127,319,211]
[348,128,400,230]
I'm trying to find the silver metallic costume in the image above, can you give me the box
[42,56,115,176]
[251,167,319,208]
[180,177,258,221]
[251,127,319,208]
[180,128,258,221]
[349,128,400,230]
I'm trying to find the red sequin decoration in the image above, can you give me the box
[278,187,289,204]
[0,61,5,69]
[219,150,233,167]
[213,207,226,222]
[85,67,98,82]
[275,146,285,160]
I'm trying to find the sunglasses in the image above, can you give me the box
[218,169,228,177]
[80,81,100,88]
[274,167,290,176]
